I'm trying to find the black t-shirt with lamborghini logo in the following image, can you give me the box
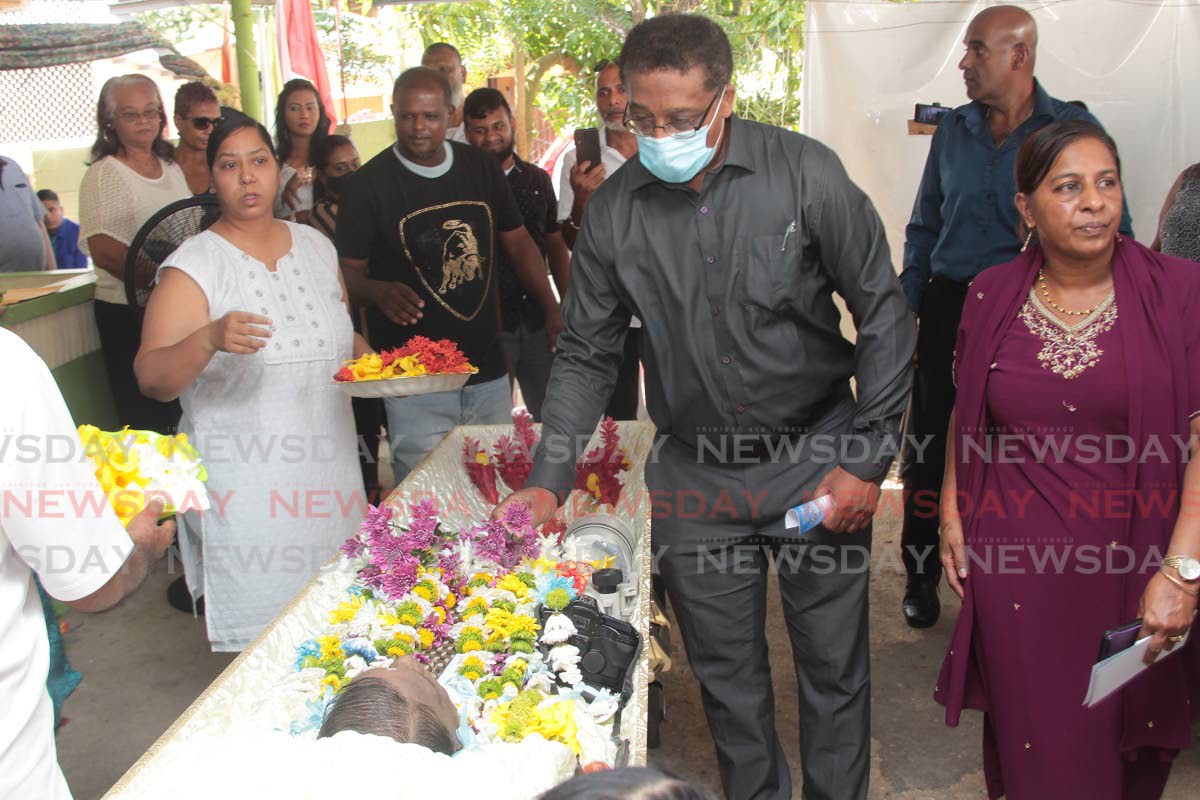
[336,141,523,384]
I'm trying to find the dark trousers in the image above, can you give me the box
[605,327,641,420]
[648,417,871,800]
[351,397,384,502]
[499,320,555,422]
[900,276,968,581]
[94,300,181,432]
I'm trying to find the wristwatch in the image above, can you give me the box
[1162,554,1200,582]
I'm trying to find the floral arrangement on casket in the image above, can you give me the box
[286,500,623,768]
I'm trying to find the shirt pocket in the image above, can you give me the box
[736,233,795,311]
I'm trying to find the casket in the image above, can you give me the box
[101,420,655,799]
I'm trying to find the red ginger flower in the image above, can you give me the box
[464,436,499,504]
[574,416,630,506]
[495,410,539,491]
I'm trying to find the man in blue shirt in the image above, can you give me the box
[0,156,52,273]
[36,190,87,269]
[897,5,1132,628]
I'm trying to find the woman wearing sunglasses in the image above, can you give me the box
[173,81,222,195]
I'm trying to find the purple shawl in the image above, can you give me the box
[935,236,1200,753]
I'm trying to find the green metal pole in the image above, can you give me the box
[230,0,263,122]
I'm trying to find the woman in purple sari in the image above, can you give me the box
[936,120,1200,798]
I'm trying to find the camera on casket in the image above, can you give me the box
[538,594,640,695]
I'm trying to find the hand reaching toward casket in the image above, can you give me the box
[492,487,560,528]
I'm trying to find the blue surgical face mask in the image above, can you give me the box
[637,88,727,184]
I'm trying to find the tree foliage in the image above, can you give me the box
[404,0,807,131]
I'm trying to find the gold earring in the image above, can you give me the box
[1021,228,1034,253]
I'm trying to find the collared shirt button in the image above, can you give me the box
[722,355,732,365]
[700,206,710,214]
[706,256,716,264]
[735,404,745,414]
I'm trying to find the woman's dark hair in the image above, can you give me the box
[89,74,174,165]
[619,14,733,92]
[1014,119,1122,241]
[275,79,330,164]
[317,676,456,755]
[312,134,356,201]
[313,134,355,175]
[538,767,719,800]
[205,113,278,171]
[174,81,219,119]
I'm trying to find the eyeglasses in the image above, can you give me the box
[623,88,724,140]
[116,108,162,124]
[189,116,224,131]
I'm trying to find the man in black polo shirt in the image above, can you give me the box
[462,88,570,421]
[337,68,563,481]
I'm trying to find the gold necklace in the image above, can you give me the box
[1037,269,1110,317]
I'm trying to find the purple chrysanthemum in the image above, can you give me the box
[359,565,385,591]
[359,503,394,538]
[500,501,533,531]
[437,549,462,586]
[410,498,439,520]
[423,614,452,647]
[379,555,420,600]
[471,511,538,572]
[340,536,366,559]
[399,516,438,553]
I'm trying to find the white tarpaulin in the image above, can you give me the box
[802,0,1200,269]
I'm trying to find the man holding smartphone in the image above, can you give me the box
[557,60,642,421]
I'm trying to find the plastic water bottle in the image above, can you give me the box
[784,494,834,533]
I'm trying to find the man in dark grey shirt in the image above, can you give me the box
[497,15,913,800]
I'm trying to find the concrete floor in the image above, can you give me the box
[54,490,1200,799]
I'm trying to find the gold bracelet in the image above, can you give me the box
[1160,567,1200,596]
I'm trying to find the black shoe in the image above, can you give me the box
[902,577,940,628]
[167,575,204,616]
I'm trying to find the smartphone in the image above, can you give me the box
[574,128,602,173]
[1097,618,1142,662]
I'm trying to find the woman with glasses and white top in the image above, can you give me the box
[172,81,222,195]
[79,74,191,432]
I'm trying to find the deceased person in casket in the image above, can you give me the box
[319,657,461,755]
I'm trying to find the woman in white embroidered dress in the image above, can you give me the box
[79,74,191,432]
[134,116,369,651]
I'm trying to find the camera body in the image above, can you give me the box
[538,595,640,695]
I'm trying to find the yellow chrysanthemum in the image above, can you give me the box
[586,472,602,500]
[461,639,482,653]
[444,593,457,609]
[328,597,365,625]
[530,557,559,574]
[320,674,343,692]
[412,583,435,603]
[318,635,342,660]
[417,628,435,649]
[496,574,529,599]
